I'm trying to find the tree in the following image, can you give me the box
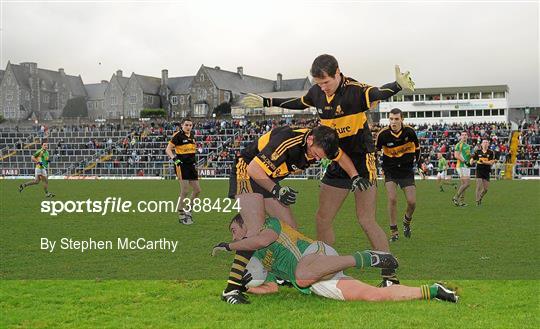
[140,108,167,118]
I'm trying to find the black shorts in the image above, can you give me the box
[476,168,491,181]
[228,157,276,199]
[384,169,415,189]
[321,152,377,190]
[175,162,198,181]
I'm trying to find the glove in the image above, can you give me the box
[37,161,44,166]
[221,290,250,304]
[351,175,373,192]
[395,65,415,91]
[242,93,270,108]
[271,184,298,206]
[416,167,424,175]
[211,242,231,256]
[173,158,182,166]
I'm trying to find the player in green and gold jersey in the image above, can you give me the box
[453,132,471,206]
[212,214,458,304]
[19,142,54,197]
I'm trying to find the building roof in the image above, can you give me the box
[85,82,108,100]
[279,78,311,91]
[117,76,129,90]
[203,66,275,94]
[0,70,4,82]
[168,76,194,94]
[134,74,161,95]
[399,85,509,95]
[7,64,86,96]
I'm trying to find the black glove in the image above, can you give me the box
[211,242,231,256]
[271,184,298,206]
[351,175,372,192]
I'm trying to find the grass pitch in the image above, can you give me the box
[1,179,539,328]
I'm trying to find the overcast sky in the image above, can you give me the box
[1,0,538,106]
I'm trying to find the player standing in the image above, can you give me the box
[165,118,201,224]
[452,132,471,207]
[242,54,415,286]
[376,108,420,242]
[470,139,496,205]
[436,153,456,192]
[19,142,55,198]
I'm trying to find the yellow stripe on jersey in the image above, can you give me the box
[175,143,196,155]
[320,112,367,139]
[382,141,417,158]
[300,96,311,107]
[254,156,274,176]
[274,135,304,156]
[257,131,272,151]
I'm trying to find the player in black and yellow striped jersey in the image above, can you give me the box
[376,108,421,242]
[470,139,496,206]
[165,118,201,225]
[222,125,364,302]
[242,54,415,287]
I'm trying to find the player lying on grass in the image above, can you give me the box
[212,214,458,304]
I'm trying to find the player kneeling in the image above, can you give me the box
[213,214,458,304]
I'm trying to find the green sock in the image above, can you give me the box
[421,284,439,300]
[353,251,372,269]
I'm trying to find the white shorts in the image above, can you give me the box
[302,241,351,301]
[437,171,447,179]
[35,168,48,178]
[457,167,470,178]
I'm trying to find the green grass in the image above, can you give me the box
[1,179,539,328]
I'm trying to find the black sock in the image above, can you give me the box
[403,215,412,227]
[224,250,254,293]
[390,224,398,235]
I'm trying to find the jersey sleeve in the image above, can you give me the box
[375,129,385,151]
[253,131,294,175]
[366,81,401,109]
[262,217,282,235]
[169,132,181,145]
[33,149,43,158]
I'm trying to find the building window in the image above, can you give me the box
[145,95,153,104]
[494,92,505,99]
[500,109,505,115]
[459,110,466,117]
[470,92,480,99]
[171,96,178,105]
[404,95,413,102]
[491,109,499,116]
[426,94,441,101]
[467,110,475,116]
[129,95,137,104]
[458,93,469,100]
[408,111,416,118]
[180,96,185,105]
[417,111,425,118]
[425,111,433,117]
[6,94,13,101]
[433,111,441,117]
[25,92,30,101]
[450,111,458,117]
[443,94,456,100]
[481,92,492,99]
[224,91,230,102]
[43,94,49,103]
[483,109,490,116]
[476,109,483,116]
[111,96,117,105]
[199,73,205,82]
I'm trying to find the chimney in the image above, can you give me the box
[237,66,243,78]
[101,80,108,84]
[215,66,220,70]
[21,62,38,75]
[161,69,168,86]
[276,73,282,91]
[58,68,65,75]
[116,69,123,78]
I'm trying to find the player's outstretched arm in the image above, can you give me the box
[241,93,309,110]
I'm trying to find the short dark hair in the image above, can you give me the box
[310,54,339,79]
[389,108,403,118]
[311,125,340,159]
[229,213,244,229]
[181,118,193,124]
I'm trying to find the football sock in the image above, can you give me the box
[353,251,372,269]
[224,250,254,293]
[403,215,412,227]
[421,284,439,300]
